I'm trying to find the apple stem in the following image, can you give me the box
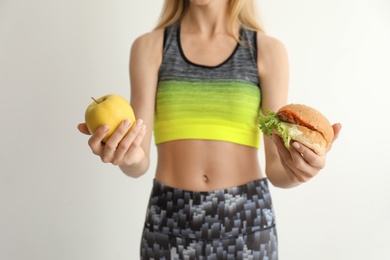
[91,97,100,104]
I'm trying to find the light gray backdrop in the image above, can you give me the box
[1,0,389,259]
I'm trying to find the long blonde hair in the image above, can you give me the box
[154,0,264,42]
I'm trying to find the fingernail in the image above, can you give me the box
[102,124,109,132]
[137,119,143,126]
[123,119,131,127]
[141,125,146,131]
[292,142,300,150]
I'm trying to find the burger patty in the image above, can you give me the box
[278,110,317,131]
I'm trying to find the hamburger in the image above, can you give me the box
[259,104,334,155]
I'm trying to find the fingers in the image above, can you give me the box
[88,124,109,155]
[77,123,91,135]
[328,123,342,151]
[84,118,146,165]
[273,136,322,183]
[101,120,133,162]
[291,142,325,181]
[332,123,342,142]
[272,122,342,184]
[118,120,146,155]
[272,136,306,182]
[291,142,324,169]
[114,121,146,165]
[316,123,341,156]
[96,119,146,165]
[102,119,143,164]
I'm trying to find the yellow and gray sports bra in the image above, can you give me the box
[154,24,261,148]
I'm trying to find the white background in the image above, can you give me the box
[1,0,389,259]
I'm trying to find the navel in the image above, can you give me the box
[203,174,209,183]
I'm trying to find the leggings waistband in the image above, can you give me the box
[145,178,276,240]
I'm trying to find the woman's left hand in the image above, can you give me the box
[272,123,342,183]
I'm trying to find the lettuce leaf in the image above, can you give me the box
[259,110,293,148]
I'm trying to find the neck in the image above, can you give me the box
[181,0,234,36]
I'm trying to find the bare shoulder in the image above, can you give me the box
[133,29,164,47]
[129,28,165,74]
[256,32,289,76]
[131,28,165,57]
[256,32,288,56]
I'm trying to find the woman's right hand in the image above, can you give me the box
[77,119,147,166]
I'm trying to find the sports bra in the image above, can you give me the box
[153,23,261,148]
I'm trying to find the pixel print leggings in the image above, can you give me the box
[141,178,278,260]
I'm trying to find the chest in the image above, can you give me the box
[180,33,238,67]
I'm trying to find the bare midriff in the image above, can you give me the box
[155,140,265,191]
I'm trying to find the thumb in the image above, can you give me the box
[332,123,342,142]
[77,123,91,135]
[326,123,342,152]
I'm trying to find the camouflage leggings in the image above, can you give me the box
[141,178,278,260]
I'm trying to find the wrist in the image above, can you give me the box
[119,156,149,178]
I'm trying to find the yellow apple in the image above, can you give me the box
[85,94,136,143]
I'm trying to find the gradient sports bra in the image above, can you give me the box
[153,24,261,148]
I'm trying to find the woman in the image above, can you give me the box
[78,0,341,259]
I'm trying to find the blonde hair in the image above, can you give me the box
[154,0,264,42]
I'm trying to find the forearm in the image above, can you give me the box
[263,137,301,188]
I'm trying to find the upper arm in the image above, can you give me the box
[129,29,164,159]
[257,33,290,113]
[257,33,290,169]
